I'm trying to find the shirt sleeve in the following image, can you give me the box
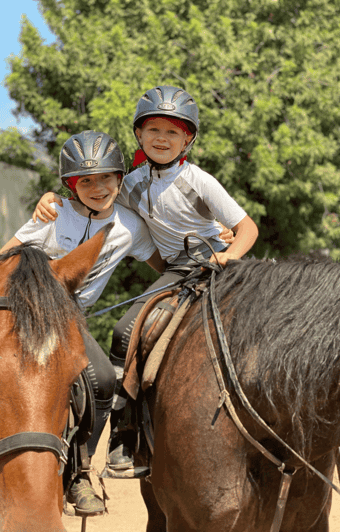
[15,217,54,249]
[128,216,157,261]
[193,167,247,228]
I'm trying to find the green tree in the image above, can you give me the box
[0,128,36,168]
[4,0,340,344]
[6,0,340,257]
[0,127,58,209]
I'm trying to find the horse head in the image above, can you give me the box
[0,223,112,532]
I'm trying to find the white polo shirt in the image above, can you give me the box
[15,200,157,309]
[117,161,247,263]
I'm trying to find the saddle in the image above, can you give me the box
[101,262,213,480]
[123,267,213,402]
[100,289,193,479]
[123,290,182,400]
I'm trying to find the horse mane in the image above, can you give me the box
[213,257,340,455]
[0,243,87,360]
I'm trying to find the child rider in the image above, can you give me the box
[107,85,259,476]
[0,131,165,505]
[31,86,259,478]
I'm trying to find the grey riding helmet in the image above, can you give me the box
[133,86,200,166]
[60,130,125,192]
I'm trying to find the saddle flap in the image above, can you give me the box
[140,295,179,358]
[70,373,86,420]
[123,290,180,400]
[123,292,192,400]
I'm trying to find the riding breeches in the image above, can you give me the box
[81,331,116,456]
[109,269,187,415]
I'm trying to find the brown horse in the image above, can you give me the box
[0,224,112,532]
[140,258,340,532]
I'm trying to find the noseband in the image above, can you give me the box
[0,296,71,475]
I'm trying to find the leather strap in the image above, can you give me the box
[156,301,177,314]
[0,297,9,309]
[0,432,63,460]
[270,472,295,532]
[208,269,340,495]
[142,295,193,392]
[202,290,286,469]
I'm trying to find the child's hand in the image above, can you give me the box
[32,192,63,223]
[209,251,239,269]
[219,224,235,244]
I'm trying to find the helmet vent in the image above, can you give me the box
[93,136,102,157]
[142,93,151,101]
[105,141,116,156]
[172,90,184,102]
[155,88,163,99]
[62,146,75,160]
[73,138,85,158]
[187,98,195,105]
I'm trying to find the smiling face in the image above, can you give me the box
[135,117,193,165]
[74,172,121,218]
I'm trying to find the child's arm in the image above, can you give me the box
[146,249,166,274]
[210,215,258,268]
[32,192,64,223]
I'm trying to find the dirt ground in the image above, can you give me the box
[62,422,340,532]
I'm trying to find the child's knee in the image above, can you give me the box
[111,323,132,359]
[102,363,116,397]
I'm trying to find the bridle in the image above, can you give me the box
[201,265,340,531]
[0,296,73,475]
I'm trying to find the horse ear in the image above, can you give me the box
[50,222,114,294]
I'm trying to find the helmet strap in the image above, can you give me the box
[78,208,100,246]
[72,194,100,245]
[144,150,188,171]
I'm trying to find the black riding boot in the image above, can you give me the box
[107,408,150,479]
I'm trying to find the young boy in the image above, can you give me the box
[110,85,258,475]
[1,130,164,508]
[33,86,258,477]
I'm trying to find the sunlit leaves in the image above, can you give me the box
[3,0,340,261]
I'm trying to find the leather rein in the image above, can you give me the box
[178,234,340,531]
[0,296,75,475]
[201,266,340,531]
[140,235,340,530]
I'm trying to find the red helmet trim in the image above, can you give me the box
[141,116,193,136]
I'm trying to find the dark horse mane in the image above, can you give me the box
[212,257,340,455]
[0,243,86,360]
[179,257,340,456]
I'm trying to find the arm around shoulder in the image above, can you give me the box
[32,192,63,223]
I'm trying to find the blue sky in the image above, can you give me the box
[1,1,54,136]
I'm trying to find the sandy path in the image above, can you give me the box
[62,422,340,531]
